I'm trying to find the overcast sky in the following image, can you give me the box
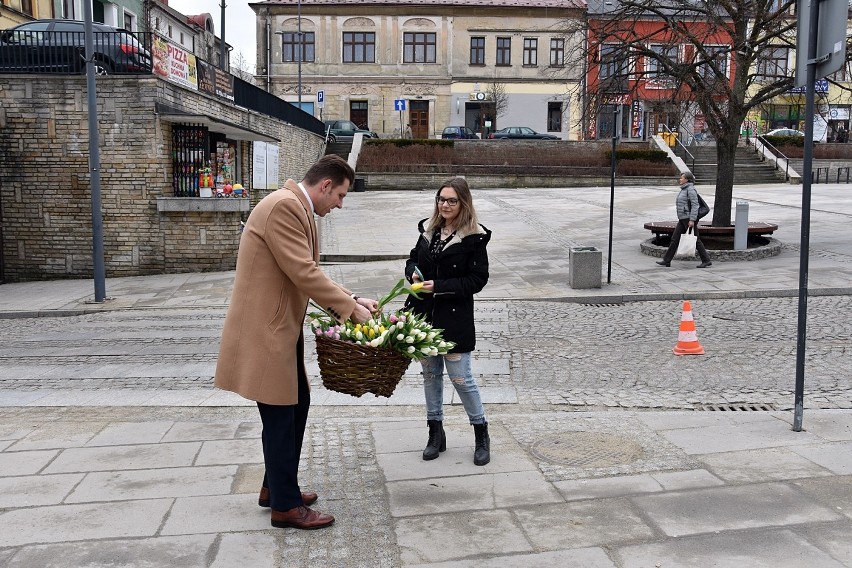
[168,0,258,71]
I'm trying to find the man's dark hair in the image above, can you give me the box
[303,155,355,187]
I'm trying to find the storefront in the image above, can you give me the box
[156,104,279,198]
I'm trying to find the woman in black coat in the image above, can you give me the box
[404,177,492,466]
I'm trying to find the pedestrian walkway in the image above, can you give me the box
[1,182,851,566]
[2,182,852,316]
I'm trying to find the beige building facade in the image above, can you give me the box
[253,0,584,139]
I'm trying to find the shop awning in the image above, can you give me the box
[155,105,280,143]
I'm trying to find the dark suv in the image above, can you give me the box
[323,119,379,143]
[0,19,151,75]
[441,126,478,139]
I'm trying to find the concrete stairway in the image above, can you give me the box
[676,145,784,184]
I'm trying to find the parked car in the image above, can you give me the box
[323,119,379,143]
[488,127,559,140]
[765,128,805,137]
[441,125,478,139]
[0,19,151,75]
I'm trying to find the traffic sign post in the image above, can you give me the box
[394,99,406,136]
[792,0,848,432]
[316,90,324,120]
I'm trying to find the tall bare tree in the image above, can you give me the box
[230,51,255,82]
[485,79,509,120]
[565,0,797,226]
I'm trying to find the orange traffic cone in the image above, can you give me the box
[673,300,705,355]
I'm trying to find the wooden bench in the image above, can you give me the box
[643,221,778,238]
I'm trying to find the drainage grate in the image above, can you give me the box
[696,403,777,412]
[530,432,643,467]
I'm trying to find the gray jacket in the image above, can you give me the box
[675,182,700,221]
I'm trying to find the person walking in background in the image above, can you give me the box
[656,171,713,269]
[404,123,414,139]
[215,155,378,530]
[404,177,493,465]
[837,124,848,143]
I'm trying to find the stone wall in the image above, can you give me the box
[0,74,324,282]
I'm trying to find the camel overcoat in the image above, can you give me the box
[214,180,356,405]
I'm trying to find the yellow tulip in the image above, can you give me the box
[410,282,424,291]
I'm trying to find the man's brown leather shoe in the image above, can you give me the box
[271,506,334,530]
[258,487,318,507]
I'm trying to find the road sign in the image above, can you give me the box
[795,0,848,86]
[317,90,324,109]
[394,99,406,111]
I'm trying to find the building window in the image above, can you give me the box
[550,38,565,67]
[168,25,173,39]
[180,32,185,44]
[343,32,376,63]
[757,46,789,79]
[404,32,436,63]
[599,44,624,80]
[9,0,34,16]
[523,38,538,66]
[281,32,315,63]
[647,44,678,77]
[123,11,136,32]
[699,46,728,81]
[496,37,511,66]
[470,37,485,65]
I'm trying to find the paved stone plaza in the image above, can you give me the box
[0,183,850,566]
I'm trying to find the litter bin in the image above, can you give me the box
[661,132,678,148]
[568,247,602,289]
[353,178,366,192]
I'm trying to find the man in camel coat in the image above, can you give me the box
[215,155,377,530]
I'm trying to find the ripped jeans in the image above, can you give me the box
[421,351,486,425]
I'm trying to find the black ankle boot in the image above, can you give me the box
[423,420,446,461]
[473,422,490,466]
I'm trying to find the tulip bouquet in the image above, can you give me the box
[308,278,455,361]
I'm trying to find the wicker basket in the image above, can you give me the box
[315,335,411,397]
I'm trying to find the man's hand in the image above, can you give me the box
[688,220,695,228]
[351,303,372,323]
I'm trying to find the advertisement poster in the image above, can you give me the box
[198,60,235,102]
[252,141,267,190]
[152,36,197,90]
[265,142,279,190]
[252,142,280,190]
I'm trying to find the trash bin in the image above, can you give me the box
[568,247,602,289]
[661,132,678,148]
[353,178,366,192]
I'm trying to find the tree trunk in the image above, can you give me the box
[712,133,738,227]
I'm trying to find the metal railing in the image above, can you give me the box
[0,30,153,75]
[232,77,324,137]
[753,135,792,181]
[660,124,695,172]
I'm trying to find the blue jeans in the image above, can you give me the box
[421,352,486,425]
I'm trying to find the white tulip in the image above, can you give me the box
[405,336,415,344]
[407,345,415,353]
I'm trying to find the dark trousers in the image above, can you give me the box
[662,218,710,263]
[257,344,311,511]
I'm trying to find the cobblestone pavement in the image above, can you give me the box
[1,295,849,411]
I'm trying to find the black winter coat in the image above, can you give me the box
[404,219,491,353]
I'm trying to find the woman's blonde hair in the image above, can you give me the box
[426,177,480,236]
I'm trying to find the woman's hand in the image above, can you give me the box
[356,296,379,314]
[420,280,435,292]
[688,220,695,229]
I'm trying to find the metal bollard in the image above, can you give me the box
[734,200,749,251]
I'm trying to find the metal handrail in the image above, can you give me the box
[660,124,695,172]
[753,135,791,181]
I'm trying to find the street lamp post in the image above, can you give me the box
[297,0,302,107]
